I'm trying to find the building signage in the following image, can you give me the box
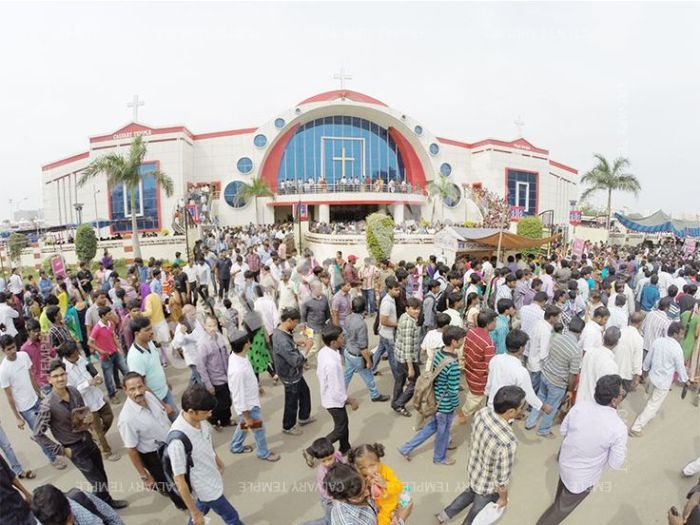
[509,206,524,222]
[112,130,152,140]
[569,210,582,225]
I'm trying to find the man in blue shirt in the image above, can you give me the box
[640,275,661,312]
[38,270,54,300]
[490,299,514,355]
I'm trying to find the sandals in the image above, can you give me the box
[18,470,36,479]
[232,445,254,454]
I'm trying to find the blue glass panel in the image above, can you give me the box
[110,162,159,232]
[443,182,461,208]
[223,181,249,208]
[254,134,267,148]
[429,143,440,155]
[237,157,253,174]
[440,163,452,177]
[276,117,406,185]
[506,170,538,216]
[414,125,423,135]
[274,118,285,129]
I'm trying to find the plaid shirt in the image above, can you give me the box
[467,406,517,495]
[394,313,421,363]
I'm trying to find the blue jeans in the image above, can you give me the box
[161,390,179,422]
[19,399,57,462]
[371,336,397,377]
[529,370,542,395]
[189,494,243,525]
[100,352,129,398]
[398,411,455,463]
[230,406,271,459]
[343,350,380,399]
[362,289,376,314]
[526,376,567,435]
[0,421,23,475]
[188,365,202,386]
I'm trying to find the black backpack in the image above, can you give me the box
[158,430,193,510]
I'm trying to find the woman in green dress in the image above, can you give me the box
[681,303,700,390]
[243,311,277,393]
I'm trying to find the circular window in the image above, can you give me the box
[414,125,423,136]
[254,134,267,148]
[223,181,250,209]
[274,118,285,129]
[429,143,440,155]
[237,157,253,174]
[443,182,462,208]
[440,163,452,177]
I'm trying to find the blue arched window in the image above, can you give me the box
[254,134,267,148]
[223,181,249,208]
[274,118,286,129]
[237,157,253,174]
[110,162,159,232]
[278,116,405,186]
[440,163,452,177]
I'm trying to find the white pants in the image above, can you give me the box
[683,455,700,476]
[631,386,669,431]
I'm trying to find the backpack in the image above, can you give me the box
[413,354,456,421]
[158,430,193,510]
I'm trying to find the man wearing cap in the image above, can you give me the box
[342,255,360,295]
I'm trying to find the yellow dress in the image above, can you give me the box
[375,463,403,525]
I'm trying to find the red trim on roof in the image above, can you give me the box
[549,160,578,175]
[42,151,89,172]
[437,136,549,155]
[89,122,194,144]
[192,128,257,140]
[389,127,426,190]
[299,90,388,107]
[260,124,301,192]
[436,137,472,149]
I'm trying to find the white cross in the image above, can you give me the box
[332,67,352,91]
[514,115,525,137]
[332,147,355,179]
[127,95,145,122]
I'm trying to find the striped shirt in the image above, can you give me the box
[432,349,461,413]
[641,309,672,351]
[464,327,496,395]
[542,333,582,388]
[394,313,421,363]
[467,407,517,495]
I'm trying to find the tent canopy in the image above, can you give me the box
[614,210,700,238]
[450,227,559,249]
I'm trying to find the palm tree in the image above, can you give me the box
[427,175,460,221]
[580,154,641,230]
[78,136,174,259]
[237,178,275,224]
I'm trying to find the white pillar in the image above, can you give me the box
[392,203,405,224]
[319,204,330,223]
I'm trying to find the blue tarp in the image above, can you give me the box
[615,210,700,238]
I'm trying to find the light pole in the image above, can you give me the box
[93,185,101,239]
[569,199,577,243]
[73,203,84,225]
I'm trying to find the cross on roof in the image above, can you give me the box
[127,95,145,122]
[333,67,352,91]
[514,115,525,137]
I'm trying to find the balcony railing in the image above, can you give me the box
[277,182,426,196]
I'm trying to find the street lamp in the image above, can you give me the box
[93,185,101,239]
[73,203,84,225]
[569,199,578,242]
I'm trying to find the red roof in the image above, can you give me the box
[298,90,387,107]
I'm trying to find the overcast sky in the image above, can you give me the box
[2,1,699,221]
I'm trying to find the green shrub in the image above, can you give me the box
[516,216,545,256]
[75,224,98,263]
[7,233,28,263]
[366,213,395,262]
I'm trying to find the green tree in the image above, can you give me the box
[236,178,275,224]
[7,233,28,264]
[427,175,460,221]
[75,224,97,262]
[78,135,174,259]
[366,213,395,262]
[516,216,544,256]
[580,154,641,230]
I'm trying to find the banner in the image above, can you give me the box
[571,238,585,258]
[569,210,582,225]
[292,203,308,221]
[509,206,524,222]
[685,238,697,255]
[51,255,67,279]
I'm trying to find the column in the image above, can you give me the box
[319,204,330,223]
[392,203,405,224]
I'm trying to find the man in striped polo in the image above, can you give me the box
[460,311,498,424]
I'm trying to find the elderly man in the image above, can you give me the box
[172,305,205,385]
[615,312,645,392]
[577,327,620,404]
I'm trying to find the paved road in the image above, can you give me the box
[2,318,698,525]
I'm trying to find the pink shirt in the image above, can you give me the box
[21,335,55,387]
[90,321,118,358]
[316,346,347,408]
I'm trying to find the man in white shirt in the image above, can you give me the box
[172,305,205,385]
[168,384,243,525]
[118,371,180,506]
[519,292,547,346]
[228,331,280,462]
[59,342,119,461]
[641,297,673,351]
[630,322,689,437]
[253,285,280,337]
[486,329,551,416]
[316,325,358,455]
[183,259,198,305]
[580,306,609,354]
[535,374,627,525]
[614,312,644,392]
[277,271,299,312]
[526,305,561,393]
[0,292,19,338]
[577,326,620,404]
[606,295,629,330]
[7,269,24,299]
[195,258,211,302]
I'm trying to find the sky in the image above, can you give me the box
[1,1,699,221]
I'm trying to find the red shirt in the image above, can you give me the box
[463,327,496,395]
[20,335,55,387]
[90,321,118,359]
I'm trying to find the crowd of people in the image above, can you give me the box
[308,221,445,236]
[277,177,425,196]
[0,225,699,525]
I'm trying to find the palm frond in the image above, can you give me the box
[152,170,175,197]
[78,154,126,187]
